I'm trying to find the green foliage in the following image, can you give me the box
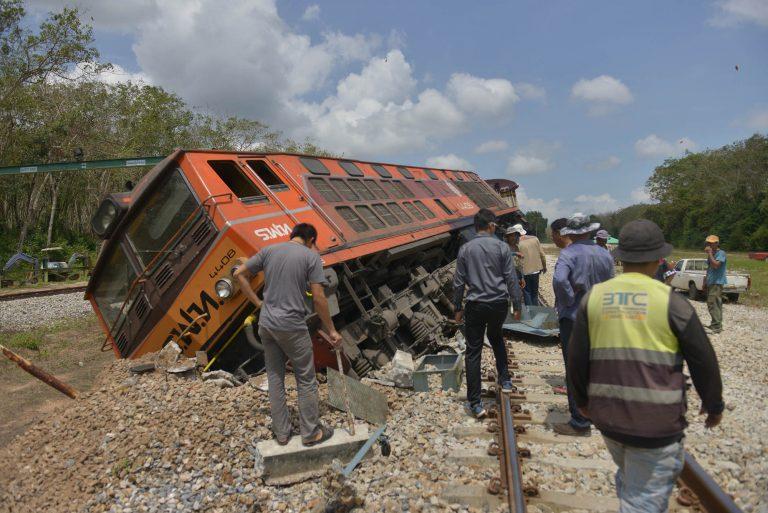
[644,134,768,251]
[523,211,548,241]
[7,331,40,351]
[593,204,650,237]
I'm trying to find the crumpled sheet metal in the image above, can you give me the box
[503,305,560,338]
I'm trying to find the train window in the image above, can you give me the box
[246,160,288,191]
[403,201,426,221]
[208,160,268,203]
[372,203,400,226]
[424,169,437,180]
[330,178,360,201]
[356,205,386,229]
[413,181,432,197]
[339,161,364,177]
[348,179,375,200]
[414,200,436,219]
[387,202,412,223]
[371,164,392,178]
[379,180,403,199]
[336,206,369,232]
[127,169,200,267]
[309,177,341,202]
[396,166,414,179]
[393,180,414,198]
[300,157,331,175]
[434,199,453,215]
[365,180,388,199]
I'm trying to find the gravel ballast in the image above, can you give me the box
[0,256,765,512]
[0,291,92,331]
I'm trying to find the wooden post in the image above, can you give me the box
[0,345,78,399]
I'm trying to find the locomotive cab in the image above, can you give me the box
[86,150,522,377]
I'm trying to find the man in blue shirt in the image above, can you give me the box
[552,213,615,436]
[454,209,523,419]
[705,234,727,334]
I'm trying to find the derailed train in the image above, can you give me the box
[85,150,521,377]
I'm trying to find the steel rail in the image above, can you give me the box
[498,388,527,513]
[0,284,87,301]
[679,451,743,513]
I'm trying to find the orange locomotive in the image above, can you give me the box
[86,150,521,376]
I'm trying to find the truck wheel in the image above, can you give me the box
[727,293,739,303]
[688,282,699,301]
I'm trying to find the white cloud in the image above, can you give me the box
[574,193,619,214]
[302,4,320,21]
[634,134,696,159]
[34,0,541,158]
[50,61,151,85]
[587,155,621,171]
[505,141,559,177]
[631,187,652,203]
[474,140,508,154]
[446,73,519,116]
[426,154,472,170]
[514,82,546,101]
[711,0,768,27]
[516,187,562,220]
[745,107,768,130]
[571,75,633,115]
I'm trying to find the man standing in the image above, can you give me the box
[235,223,342,447]
[519,226,548,306]
[454,209,523,419]
[569,220,723,512]
[704,235,727,334]
[552,213,615,436]
[505,224,526,287]
[595,229,611,250]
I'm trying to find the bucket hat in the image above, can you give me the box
[705,234,719,244]
[560,213,600,236]
[595,229,610,240]
[505,224,527,236]
[611,219,673,263]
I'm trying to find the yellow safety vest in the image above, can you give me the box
[586,273,686,438]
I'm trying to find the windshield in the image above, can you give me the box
[127,169,199,267]
[93,246,137,328]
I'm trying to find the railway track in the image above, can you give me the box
[0,283,87,302]
[478,338,743,513]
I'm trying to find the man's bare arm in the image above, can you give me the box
[234,266,262,309]
[311,283,342,346]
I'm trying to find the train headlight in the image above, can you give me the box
[215,278,234,299]
[91,197,126,239]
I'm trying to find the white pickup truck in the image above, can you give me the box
[669,258,750,302]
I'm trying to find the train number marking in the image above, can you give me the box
[255,223,292,241]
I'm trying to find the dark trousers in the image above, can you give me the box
[465,300,510,406]
[559,317,591,429]
[523,272,541,306]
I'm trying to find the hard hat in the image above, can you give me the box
[705,235,719,243]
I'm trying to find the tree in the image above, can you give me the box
[524,211,548,241]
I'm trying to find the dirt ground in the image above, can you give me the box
[0,314,114,447]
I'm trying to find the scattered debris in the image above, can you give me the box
[202,370,243,388]
[128,362,155,374]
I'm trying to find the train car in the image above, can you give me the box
[85,150,522,377]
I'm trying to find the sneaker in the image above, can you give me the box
[705,326,722,334]
[467,402,487,419]
[500,379,515,391]
[552,422,591,437]
[552,385,567,395]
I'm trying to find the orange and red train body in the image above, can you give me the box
[85,150,520,375]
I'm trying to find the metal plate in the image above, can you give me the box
[327,368,388,425]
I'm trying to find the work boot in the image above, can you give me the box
[552,422,591,437]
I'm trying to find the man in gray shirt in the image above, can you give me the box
[454,209,522,418]
[235,223,342,446]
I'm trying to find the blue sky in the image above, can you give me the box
[28,0,768,220]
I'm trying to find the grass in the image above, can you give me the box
[3,316,98,354]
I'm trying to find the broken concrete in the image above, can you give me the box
[255,423,370,485]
